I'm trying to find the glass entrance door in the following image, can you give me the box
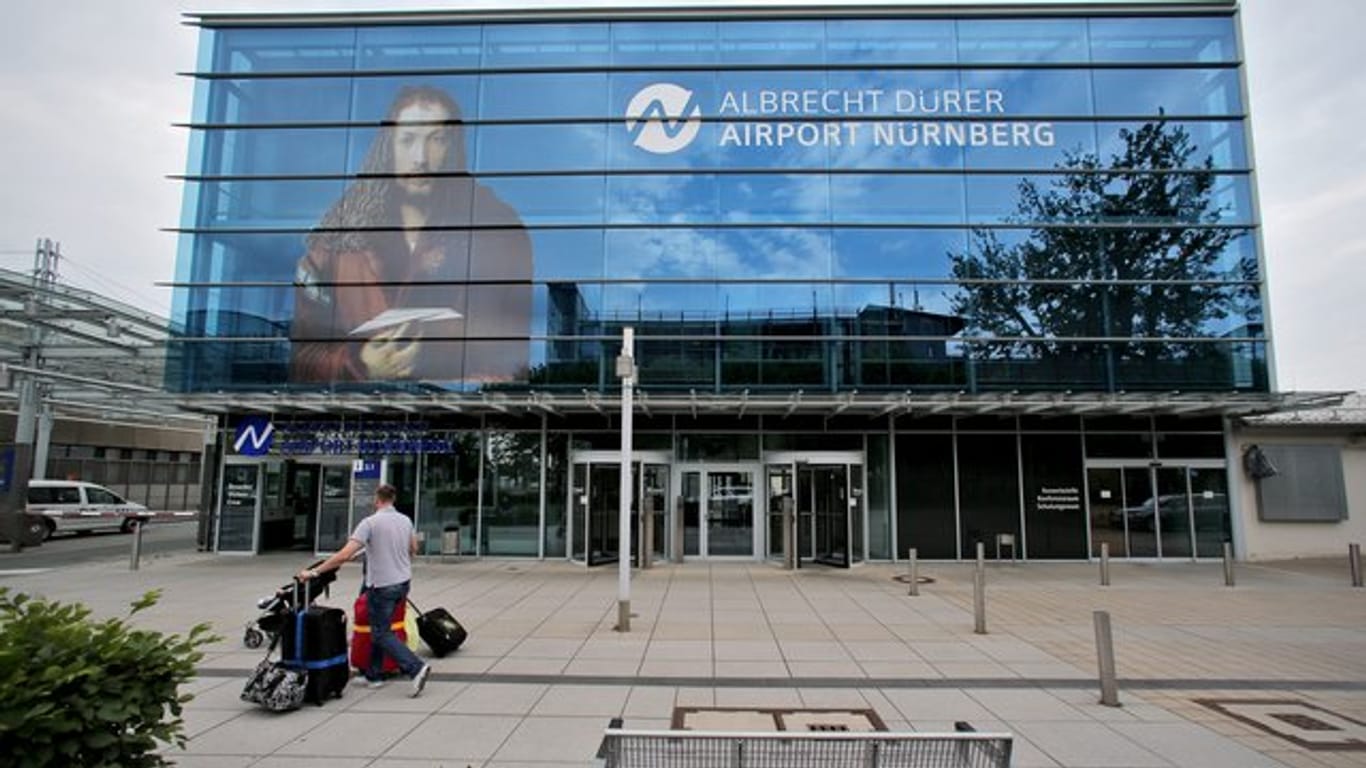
[763,453,863,569]
[573,463,620,566]
[1087,464,1231,559]
[802,465,851,567]
[570,452,670,566]
[315,464,352,554]
[677,465,759,558]
[706,470,755,556]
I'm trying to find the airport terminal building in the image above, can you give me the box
[173,2,1322,564]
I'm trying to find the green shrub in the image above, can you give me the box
[0,588,219,768]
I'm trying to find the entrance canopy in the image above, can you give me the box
[162,389,1342,420]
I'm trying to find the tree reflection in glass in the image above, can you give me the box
[949,120,1259,389]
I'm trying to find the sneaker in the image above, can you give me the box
[355,676,385,690]
[410,664,432,698]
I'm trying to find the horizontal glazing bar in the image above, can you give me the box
[183,59,1244,80]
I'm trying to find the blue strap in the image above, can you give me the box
[293,608,304,666]
[292,653,347,670]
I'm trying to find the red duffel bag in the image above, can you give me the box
[350,592,407,674]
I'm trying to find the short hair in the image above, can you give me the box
[375,484,397,503]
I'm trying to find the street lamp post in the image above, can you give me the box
[615,327,636,632]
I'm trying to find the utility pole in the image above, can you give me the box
[1,238,59,550]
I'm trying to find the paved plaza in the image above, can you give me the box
[3,550,1365,767]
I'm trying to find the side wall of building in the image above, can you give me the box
[1233,427,1366,560]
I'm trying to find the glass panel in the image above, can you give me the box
[356,25,483,70]
[682,470,701,556]
[1190,467,1231,558]
[588,463,621,565]
[718,20,824,64]
[643,464,670,559]
[611,21,719,66]
[850,465,864,564]
[571,462,588,561]
[1156,433,1225,459]
[766,464,794,560]
[1089,17,1238,63]
[1156,466,1192,558]
[482,432,541,556]
[957,434,1019,559]
[956,18,1088,63]
[1022,433,1086,558]
[1123,466,1158,557]
[810,466,850,567]
[219,464,259,553]
[316,465,351,553]
[1088,467,1126,559]
[1086,433,1155,459]
[483,22,611,68]
[1092,68,1243,116]
[827,19,955,64]
[707,471,754,556]
[544,433,568,557]
[895,433,956,559]
[417,435,480,557]
[866,434,891,560]
[1097,120,1249,170]
[213,27,358,74]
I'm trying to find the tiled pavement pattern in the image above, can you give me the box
[2,551,1365,767]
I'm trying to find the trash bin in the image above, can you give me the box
[441,525,461,562]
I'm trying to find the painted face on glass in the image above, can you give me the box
[392,101,451,199]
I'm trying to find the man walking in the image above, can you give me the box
[299,483,431,697]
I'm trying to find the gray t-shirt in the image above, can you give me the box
[350,505,414,588]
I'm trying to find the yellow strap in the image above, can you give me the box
[354,621,405,634]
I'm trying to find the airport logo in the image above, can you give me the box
[233,416,275,456]
[624,83,702,154]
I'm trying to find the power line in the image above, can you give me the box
[58,254,170,312]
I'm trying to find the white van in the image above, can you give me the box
[26,480,151,540]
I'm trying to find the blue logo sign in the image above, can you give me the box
[353,458,381,479]
[233,416,275,456]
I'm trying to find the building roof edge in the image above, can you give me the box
[185,2,1238,28]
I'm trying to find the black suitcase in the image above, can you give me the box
[280,586,349,705]
[408,600,467,657]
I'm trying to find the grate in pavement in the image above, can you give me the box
[1196,698,1366,751]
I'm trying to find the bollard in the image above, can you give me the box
[1222,541,1235,587]
[973,541,986,635]
[907,548,919,597]
[1099,542,1111,587]
[1351,543,1363,588]
[129,520,144,571]
[1093,610,1121,707]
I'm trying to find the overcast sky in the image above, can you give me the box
[0,0,1360,392]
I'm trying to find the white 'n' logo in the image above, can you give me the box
[625,83,703,154]
[233,419,275,456]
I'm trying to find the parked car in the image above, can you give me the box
[1120,493,1227,532]
[25,480,151,540]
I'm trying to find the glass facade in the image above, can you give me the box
[172,10,1265,395]
[182,7,1262,564]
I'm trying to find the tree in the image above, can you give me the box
[949,120,1255,382]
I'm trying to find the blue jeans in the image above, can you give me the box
[366,581,424,680]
